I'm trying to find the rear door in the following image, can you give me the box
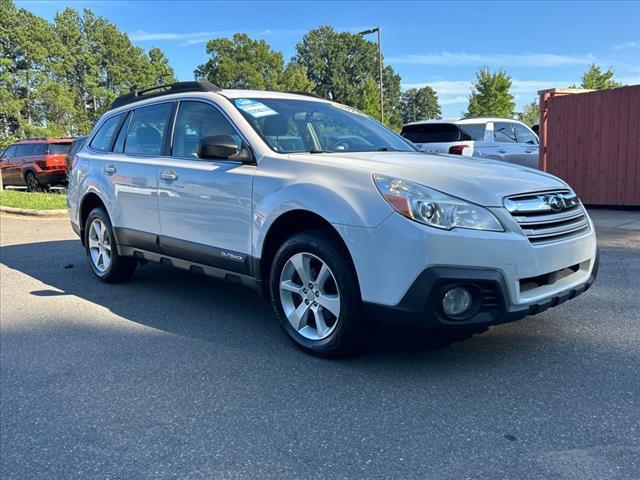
[87,105,167,242]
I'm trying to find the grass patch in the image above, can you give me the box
[0,189,67,210]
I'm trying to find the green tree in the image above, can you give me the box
[0,0,176,148]
[148,47,176,85]
[281,62,315,93]
[0,0,68,143]
[362,77,380,119]
[382,65,403,129]
[194,33,285,90]
[293,26,402,127]
[400,86,441,123]
[580,64,623,90]
[294,26,376,104]
[517,99,539,126]
[466,67,515,118]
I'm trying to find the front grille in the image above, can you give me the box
[504,190,590,244]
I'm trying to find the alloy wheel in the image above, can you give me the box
[88,218,112,273]
[279,252,341,340]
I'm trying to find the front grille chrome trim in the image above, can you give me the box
[504,190,590,244]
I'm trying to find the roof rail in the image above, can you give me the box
[288,91,325,100]
[111,80,222,109]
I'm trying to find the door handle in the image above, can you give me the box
[160,170,178,182]
[104,164,116,175]
[498,149,507,154]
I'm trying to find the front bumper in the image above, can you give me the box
[364,251,599,329]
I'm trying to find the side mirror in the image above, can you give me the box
[197,135,255,163]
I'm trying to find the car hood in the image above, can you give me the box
[296,151,568,207]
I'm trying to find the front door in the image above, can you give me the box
[0,145,19,185]
[512,123,540,169]
[490,121,526,166]
[156,100,255,273]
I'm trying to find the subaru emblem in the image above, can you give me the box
[547,195,565,211]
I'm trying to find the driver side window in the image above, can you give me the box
[172,101,241,159]
[493,122,518,143]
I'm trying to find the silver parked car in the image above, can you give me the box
[67,82,597,356]
[401,118,540,169]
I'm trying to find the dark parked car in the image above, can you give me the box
[0,138,73,191]
[65,136,88,176]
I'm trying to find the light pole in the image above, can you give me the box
[358,27,384,123]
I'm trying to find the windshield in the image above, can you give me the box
[232,98,416,154]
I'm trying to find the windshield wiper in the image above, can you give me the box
[308,149,334,154]
[376,146,398,151]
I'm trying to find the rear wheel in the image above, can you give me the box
[269,231,364,357]
[25,172,42,192]
[84,207,137,283]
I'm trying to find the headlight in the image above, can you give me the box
[373,174,503,231]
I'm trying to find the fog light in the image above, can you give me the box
[442,287,473,316]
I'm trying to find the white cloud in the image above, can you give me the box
[128,28,303,46]
[617,76,640,85]
[388,52,596,67]
[439,96,468,106]
[613,41,639,50]
[128,30,223,42]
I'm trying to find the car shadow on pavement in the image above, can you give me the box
[1,237,635,363]
[0,238,504,358]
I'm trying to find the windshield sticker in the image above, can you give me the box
[331,102,366,116]
[235,98,279,118]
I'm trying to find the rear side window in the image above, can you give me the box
[124,103,173,155]
[30,144,46,155]
[113,112,132,153]
[493,122,518,143]
[401,124,461,143]
[458,124,486,141]
[90,114,124,152]
[15,144,33,156]
[47,143,71,155]
[513,124,538,145]
[69,137,87,155]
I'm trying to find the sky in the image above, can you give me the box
[17,0,640,118]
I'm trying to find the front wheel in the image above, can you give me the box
[269,231,364,357]
[84,207,137,283]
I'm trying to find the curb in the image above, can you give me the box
[0,206,68,218]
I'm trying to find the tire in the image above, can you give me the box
[25,172,42,192]
[84,207,137,283]
[269,230,364,357]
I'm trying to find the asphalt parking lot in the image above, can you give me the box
[1,209,639,480]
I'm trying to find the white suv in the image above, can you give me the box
[67,82,597,356]
[401,118,540,169]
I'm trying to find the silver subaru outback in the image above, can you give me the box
[68,81,598,356]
